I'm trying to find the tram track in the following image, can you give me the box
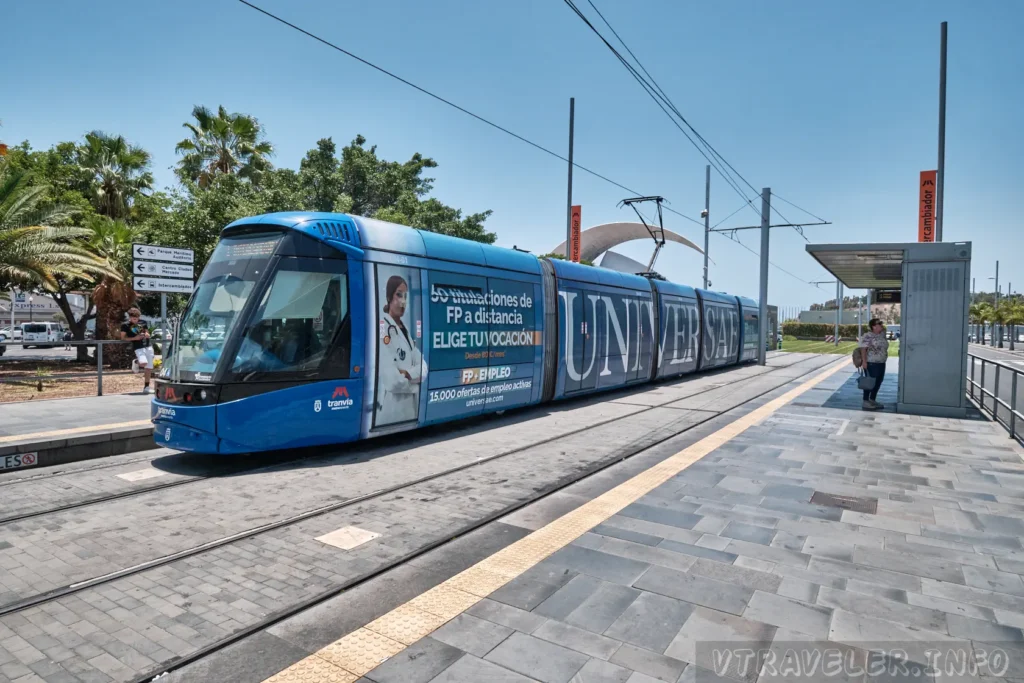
[126,354,843,683]
[0,356,834,641]
[0,452,159,487]
[0,354,817,527]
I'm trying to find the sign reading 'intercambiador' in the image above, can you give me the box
[132,243,195,294]
[133,276,194,294]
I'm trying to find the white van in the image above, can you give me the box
[21,322,64,348]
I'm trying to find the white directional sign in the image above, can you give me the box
[133,243,194,264]
[133,276,195,294]
[133,260,194,279]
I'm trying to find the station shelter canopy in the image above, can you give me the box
[805,241,972,418]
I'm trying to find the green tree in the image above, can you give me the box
[76,131,154,219]
[87,217,139,363]
[321,135,494,243]
[299,138,347,212]
[1004,300,1024,351]
[0,157,110,291]
[175,105,274,187]
[977,302,995,345]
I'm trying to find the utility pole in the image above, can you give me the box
[700,164,708,288]
[757,188,770,366]
[565,98,575,258]
[160,293,167,343]
[936,21,948,242]
[1010,282,1015,351]
[834,281,841,346]
[996,260,1001,348]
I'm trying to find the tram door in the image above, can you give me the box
[373,264,424,428]
[562,288,596,394]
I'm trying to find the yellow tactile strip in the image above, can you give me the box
[0,420,152,445]
[263,359,847,682]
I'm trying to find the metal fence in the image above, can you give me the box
[0,338,169,397]
[967,352,1022,445]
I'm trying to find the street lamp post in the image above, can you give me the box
[28,296,34,323]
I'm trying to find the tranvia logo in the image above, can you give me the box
[314,400,322,413]
[328,386,354,411]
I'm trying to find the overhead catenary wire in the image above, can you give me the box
[772,192,829,224]
[237,0,704,228]
[568,0,822,240]
[238,0,818,286]
[561,0,754,211]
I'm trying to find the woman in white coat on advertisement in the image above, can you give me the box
[376,275,426,425]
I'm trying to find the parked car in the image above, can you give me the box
[22,322,64,348]
[0,326,23,341]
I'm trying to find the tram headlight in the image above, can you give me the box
[199,389,208,400]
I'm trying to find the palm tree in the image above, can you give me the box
[1002,300,1024,352]
[87,217,138,349]
[969,302,985,345]
[979,303,997,346]
[175,105,274,187]
[76,131,154,220]
[0,158,111,290]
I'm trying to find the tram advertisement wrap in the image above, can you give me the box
[374,264,425,428]
[425,272,541,421]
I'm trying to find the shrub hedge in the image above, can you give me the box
[782,322,867,338]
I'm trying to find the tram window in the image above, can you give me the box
[231,266,349,379]
[743,313,759,353]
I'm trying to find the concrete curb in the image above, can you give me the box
[0,426,157,470]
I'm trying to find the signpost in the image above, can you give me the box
[132,243,195,337]
[133,244,194,264]
[133,277,195,294]
[132,261,194,279]
[570,205,582,263]
[918,170,937,242]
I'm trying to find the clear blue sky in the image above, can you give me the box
[5,0,1021,308]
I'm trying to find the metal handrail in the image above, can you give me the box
[967,352,1022,445]
[0,338,171,396]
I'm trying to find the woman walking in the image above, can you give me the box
[859,318,889,410]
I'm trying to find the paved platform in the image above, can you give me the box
[3,353,1023,683]
[241,357,1024,683]
[0,394,154,470]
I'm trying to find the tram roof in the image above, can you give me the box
[549,258,656,292]
[696,288,739,305]
[226,212,541,275]
[652,280,698,300]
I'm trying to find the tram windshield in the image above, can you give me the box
[164,233,280,381]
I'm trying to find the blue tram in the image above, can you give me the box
[152,213,761,454]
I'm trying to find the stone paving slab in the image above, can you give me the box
[327,357,1024,683]
[0,355,835,682]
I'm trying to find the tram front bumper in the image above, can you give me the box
[151,401,249,454]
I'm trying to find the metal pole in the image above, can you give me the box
[1011,282,1015,351]
[837,283,844,346]
[1011,372,1018,441]
[936,21,947,242]
[565,97,574,258]
[9,289,14,337]
[996,261,1001,348]
[703,164,710,289]
[834,281,841,346]
[858,294,863,339]
[160,293,167,342]
[97,341,103,397]
[757,188,770,366]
